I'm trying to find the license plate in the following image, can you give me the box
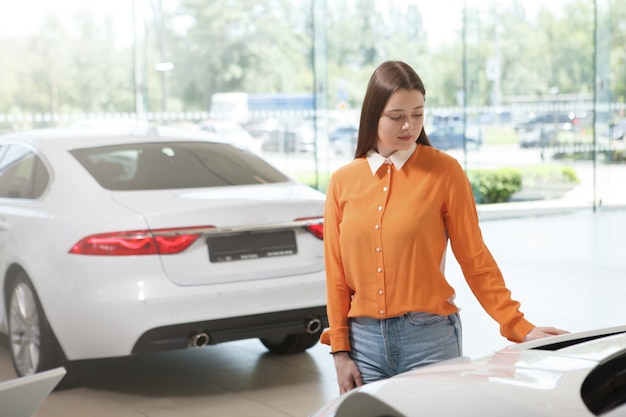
[206,230,298,263]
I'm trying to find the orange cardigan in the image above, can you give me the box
[321,144,534,352]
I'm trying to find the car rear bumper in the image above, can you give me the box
[40,262,327,360]
[132,306,328,354]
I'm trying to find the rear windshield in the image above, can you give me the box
[70,141,290,190]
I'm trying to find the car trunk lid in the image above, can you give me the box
[111,183,325,286]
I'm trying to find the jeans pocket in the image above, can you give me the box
[405,311,447,326]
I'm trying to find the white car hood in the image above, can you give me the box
[314,329,626,417]
[331,354,593,417]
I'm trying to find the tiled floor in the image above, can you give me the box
[1,208,625,417]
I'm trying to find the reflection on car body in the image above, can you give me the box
[0,125,327,388]
[309,325,626,417]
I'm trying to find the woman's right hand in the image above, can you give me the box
[332,351,363,394]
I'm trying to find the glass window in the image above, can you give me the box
[0,144,49,199]
[0,0,623,209]
[70,141,290,191]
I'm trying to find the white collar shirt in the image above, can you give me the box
[366,142,417,174]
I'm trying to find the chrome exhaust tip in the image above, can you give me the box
[305,317,322,334]
[189,331,210,347]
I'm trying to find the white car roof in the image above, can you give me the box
[0,125,227,150]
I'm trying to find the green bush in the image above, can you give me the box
[561,166,580,182]
[468,168,523,204]
[518,165,580,187]
[610,149,626,162]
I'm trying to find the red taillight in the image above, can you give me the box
[296,217,324,240]
[69,226,213,256]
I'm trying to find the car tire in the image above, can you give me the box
[259,329,322,354]
[7,271,80,389]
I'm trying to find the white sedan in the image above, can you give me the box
[0,125,327,387]
[310,325,626,417]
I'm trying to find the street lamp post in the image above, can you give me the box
[155,62,174,118]
[155,0,172,117]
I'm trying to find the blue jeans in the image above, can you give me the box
[349,312,463,384]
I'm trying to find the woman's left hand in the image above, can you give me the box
[524,326,569,342]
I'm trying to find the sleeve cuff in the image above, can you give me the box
[320,326,351,352]
[503,319,535,343]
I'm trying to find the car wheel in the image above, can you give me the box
[260,329,322,354]
[7,272,79,388]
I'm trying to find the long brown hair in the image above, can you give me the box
[354,61,431,158]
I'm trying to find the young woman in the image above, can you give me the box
[321,60,567,394]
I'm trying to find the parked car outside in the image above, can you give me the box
[427,122,483,150]
[515,112,580,131]
[198,119,261,154]
[243,117,281,140]
[309,325,626,417]
[429,112,463,127]
[261,120,316,154]
[518,124,557,148]
[0,125,327,388]
[329,125,358,157]
[329,125,358,143]
[516,112,580,148]
[611,118,626,140]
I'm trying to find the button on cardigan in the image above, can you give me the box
[321,143,534,352]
